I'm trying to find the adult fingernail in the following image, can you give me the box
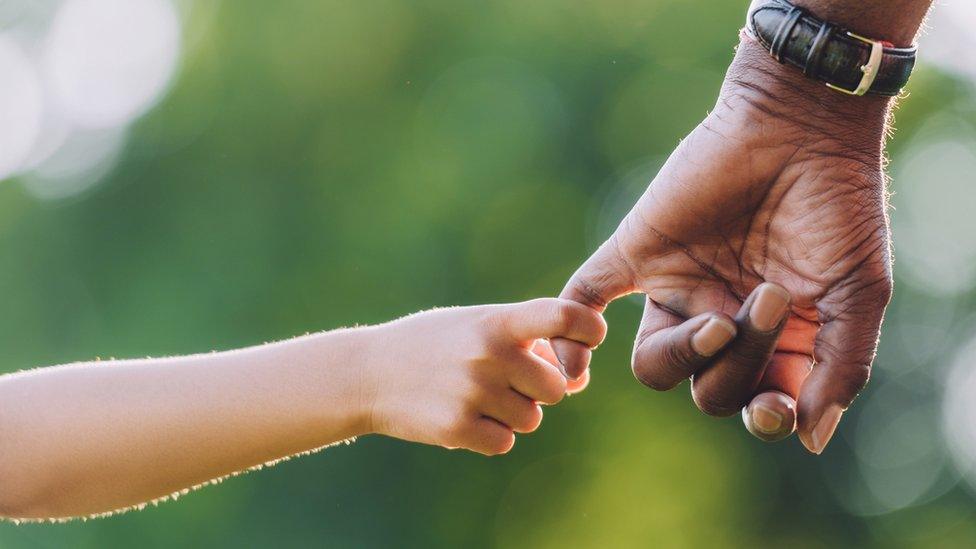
[749,404,783,435]
[691,317,736,357]
[807,404,844,455]
[553,346,581,380]
[749,283,791,332]
[553,348,571,378]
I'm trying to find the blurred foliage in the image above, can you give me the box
[2,0,976,547]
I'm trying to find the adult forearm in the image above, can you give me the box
[0,329,371,520]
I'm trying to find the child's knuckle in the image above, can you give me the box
[589,310,608,342]
[522,406,544,432]
[494,432,516,455]
[463,354,491,382]
[458,387,483,414]
[484,431,515,456]
[539,375,567,404]
[442,418,469,444]
[553,302,577,332]
[472,333,500,362]
[437,424,458,446]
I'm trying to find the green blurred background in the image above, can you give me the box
[2,0,976,546]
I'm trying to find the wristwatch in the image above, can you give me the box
[745,0,917,97]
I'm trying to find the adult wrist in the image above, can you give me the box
[718,36,891,164]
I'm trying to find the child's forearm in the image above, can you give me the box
[0,298,608,521]
[0,328,374,520]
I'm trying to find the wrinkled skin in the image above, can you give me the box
[554,41,894,452]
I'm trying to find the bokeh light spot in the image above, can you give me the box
[0,36,44,181]
[943,332,976,494]
[21,126,127,200]
[891,119,976,296]
[44,0,180,129]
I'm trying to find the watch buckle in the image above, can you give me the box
[826,32,884,96]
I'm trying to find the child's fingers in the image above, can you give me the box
[530,339,558,363]
[501,299,607,348]
[566,368,590,394]
[462,417,516,456]
[508,352,568,405]
[480,389,544,433]
[531,339,590,395]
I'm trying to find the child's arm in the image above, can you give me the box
[0,299,605,521]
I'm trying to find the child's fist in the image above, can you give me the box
[363,299,606,455]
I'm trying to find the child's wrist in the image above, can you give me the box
[342,324,388,437]
[352,327,385,437]
[299,327,383,439]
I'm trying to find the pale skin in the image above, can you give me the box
[553,0,934,454]
[0,298,605,521]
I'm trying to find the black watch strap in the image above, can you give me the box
[746,0,917,97]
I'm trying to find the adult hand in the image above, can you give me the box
[554,39,894,454]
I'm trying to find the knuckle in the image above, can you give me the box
[481,312,510,344]
[872,275,894,307]
[542,388,566,405]
[695,398,740,417]
[486,432,516,456]
[512,411,543,434]
[460,385,488,413]
[459,396,478,417]
[631,333,697,392]
[570,277,610,310]
[574,306,607,347]
[538,373,568,404]
[844,262,894,312]
[725,335,775,367]
[553,302,577,333]
[661,334,698,372]
[846,362,872,397]
[632,359,676,392]
[691,383,741,417]
[634,323,656,350]
[522,405,544,432]
[590,311,609,345]
[468,339,502,371]
[439,419,468,446]
[855,264,894,310]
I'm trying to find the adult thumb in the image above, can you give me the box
[552,237,636,379]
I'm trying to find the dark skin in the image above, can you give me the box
[554,0,934,454]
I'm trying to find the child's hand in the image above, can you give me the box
[531,339,591,395]
[363,299,607,455]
